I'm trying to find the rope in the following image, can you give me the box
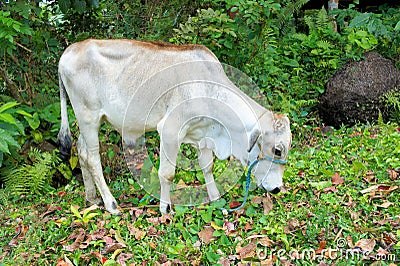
[220,155,287,213]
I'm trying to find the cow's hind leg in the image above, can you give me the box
[78,125,120,215]
[197,147,220,201]
[78,135,103,206]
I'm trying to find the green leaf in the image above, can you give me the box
[0,113,17,126]
[70,205,82,219]
[349,13,372,28]
[284,59,299,68]
[15,110,33,118]
[205,250,220,263]
[25,112,40,130]
[0,102,18,113]
[0,137,10,154]
[74,0,87,14]
[219,234,231,246]
[103,259,117,266]
[87,0,99,8]
[114,230,128,245]
[200,208,213,223]
[211,198,226,209]
[246,205,256,217]
[59,0,71,13]
[310,181,332,190]
[0,128,20,153]
[69,156,79,170]
[394,21,400,31]
[83,204,99,217]
[83,212,99,222]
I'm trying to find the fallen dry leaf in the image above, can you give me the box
[176,179,188,190]
[332,172,344,185]
[363,170,376,183]
[284,218,300,233]
[116,253,135,266]
[101,243,126,255]
[349,211,359,221]
[198,226,216,243]
[260,258,274,266]
[89,228,108,241]
[40,205,62,218]
[375,201,393,209]
[315,240,327,254]
[127,223,146,240]
[258,236,274,247]
[346,236,354,248]
[159,214,173,224]
[8,224,29,247]
[147,226,158,236]
[56,256,73,266]
[244,222,252,232]
[324,187,338,193]
[229,200,241,209]
[146,208,158,215]
[387,169,399,180]
[360,184,398,194]
[135,163,144,170]
[217,257,230,266]
[376,247,389,255]
[263,196,273,215]
[146,217,160,226]
[354,238,376,253]
[238,242,257,259]
[251,196,263,204]
[63,228,86,252]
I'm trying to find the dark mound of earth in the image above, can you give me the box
[319,52,400,128]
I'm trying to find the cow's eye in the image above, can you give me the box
[272,147,282,157]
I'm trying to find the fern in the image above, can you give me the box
[304,7,334,36]
[382,89,400,122]
[315,7,330,30]
[316,40,332,50]
[277,0,311,36]
[2,149,60,197]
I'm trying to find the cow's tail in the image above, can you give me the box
[57,75,72,162]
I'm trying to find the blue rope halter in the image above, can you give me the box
[221,155,287,213]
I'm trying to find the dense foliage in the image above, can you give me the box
[0,0,399,264]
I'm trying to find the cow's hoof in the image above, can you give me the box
[160,202,171,214]
[87,197,104,206]
[105,201,122,216]
[208,191,221,202]
[106,208,122,216]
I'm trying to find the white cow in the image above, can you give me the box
[57,39,291,215]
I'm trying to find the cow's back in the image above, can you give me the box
[58,39,262,137]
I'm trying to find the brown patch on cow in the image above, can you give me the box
[74,38,211,52]
[133,39,206,51]
[273,113,286,119]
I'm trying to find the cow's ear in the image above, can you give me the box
[274,115,288,133]
[247,128,261,152]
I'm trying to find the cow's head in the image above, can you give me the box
[248,113,291,194]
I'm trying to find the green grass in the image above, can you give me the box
[0,123,399,265]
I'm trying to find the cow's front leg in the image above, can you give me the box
[158,137,179,214]
[198,147,220,201]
